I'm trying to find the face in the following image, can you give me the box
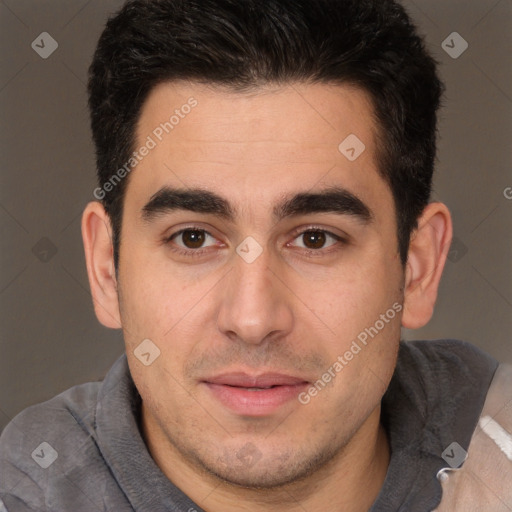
[116,82,404,488]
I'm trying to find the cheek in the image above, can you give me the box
[117,256,220,372]
[293,253,401,342]
[117,241,187,322]
[118,271,168,337]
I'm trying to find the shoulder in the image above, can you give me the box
[395,339,498,392]
[1,379,101,450]
[0,381,101,508]
[382,339,498,461]
[435,362,512,511]
[400,338,497,370]
[0,354,136,511]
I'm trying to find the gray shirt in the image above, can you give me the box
[0,339,498,511]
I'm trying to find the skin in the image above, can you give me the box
[82,81,452,511]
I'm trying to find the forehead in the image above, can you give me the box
[128,81,392,219]
[137,81,376,152]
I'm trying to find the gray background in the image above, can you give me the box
[1,0,511,434]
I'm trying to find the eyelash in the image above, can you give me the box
[288,226,347,257]
[164,225,348,258]
[164,226,219,258]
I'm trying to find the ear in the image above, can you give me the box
[402,202,453,329]
[81,201,122,329]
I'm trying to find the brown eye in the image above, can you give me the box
[180,229,206,248]
[167,227,221,256]
[289,229,342,251]
[302,230,327,249]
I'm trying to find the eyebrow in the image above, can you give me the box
[141,186,373,224]
[274,186,373,223]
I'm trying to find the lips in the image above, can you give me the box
[205,372,308,388]
[202,372,310,416]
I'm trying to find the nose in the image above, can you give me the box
[216,246,294,345]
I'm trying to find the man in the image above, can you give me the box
[1,0,511,510]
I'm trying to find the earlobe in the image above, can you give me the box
[402,202,453,329]
[81,201,122,329]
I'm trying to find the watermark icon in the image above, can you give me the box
[442,32,468,60]
[504,187,512,200]
[32,237,58,263]
[31,441,58,469]
[447,236,468,263]
[236,236,263,264]
[442,441,467,468]
[31,32,58,59]
[93,97,198,200]
[298,302,402,404]
[235,442,263,468]
[134,338,161,366]
[338,134,366,162]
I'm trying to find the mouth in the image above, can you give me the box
[202,372,310,416]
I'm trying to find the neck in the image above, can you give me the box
[142,405,390,512]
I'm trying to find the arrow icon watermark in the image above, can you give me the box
[338,134,366,162]
[442,32,468,59]
[441,441,467,468]
[31,32,58,59]
[31,442,58,469]
[134,339,161,366]
[236,236,263,264]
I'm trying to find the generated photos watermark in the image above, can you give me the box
[298,302,403,405]
[93,97,198,200]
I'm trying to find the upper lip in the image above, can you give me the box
[203,372,309,388]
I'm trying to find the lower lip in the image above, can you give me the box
[204,382,308,416]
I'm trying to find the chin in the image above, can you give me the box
[195,441,341,490]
